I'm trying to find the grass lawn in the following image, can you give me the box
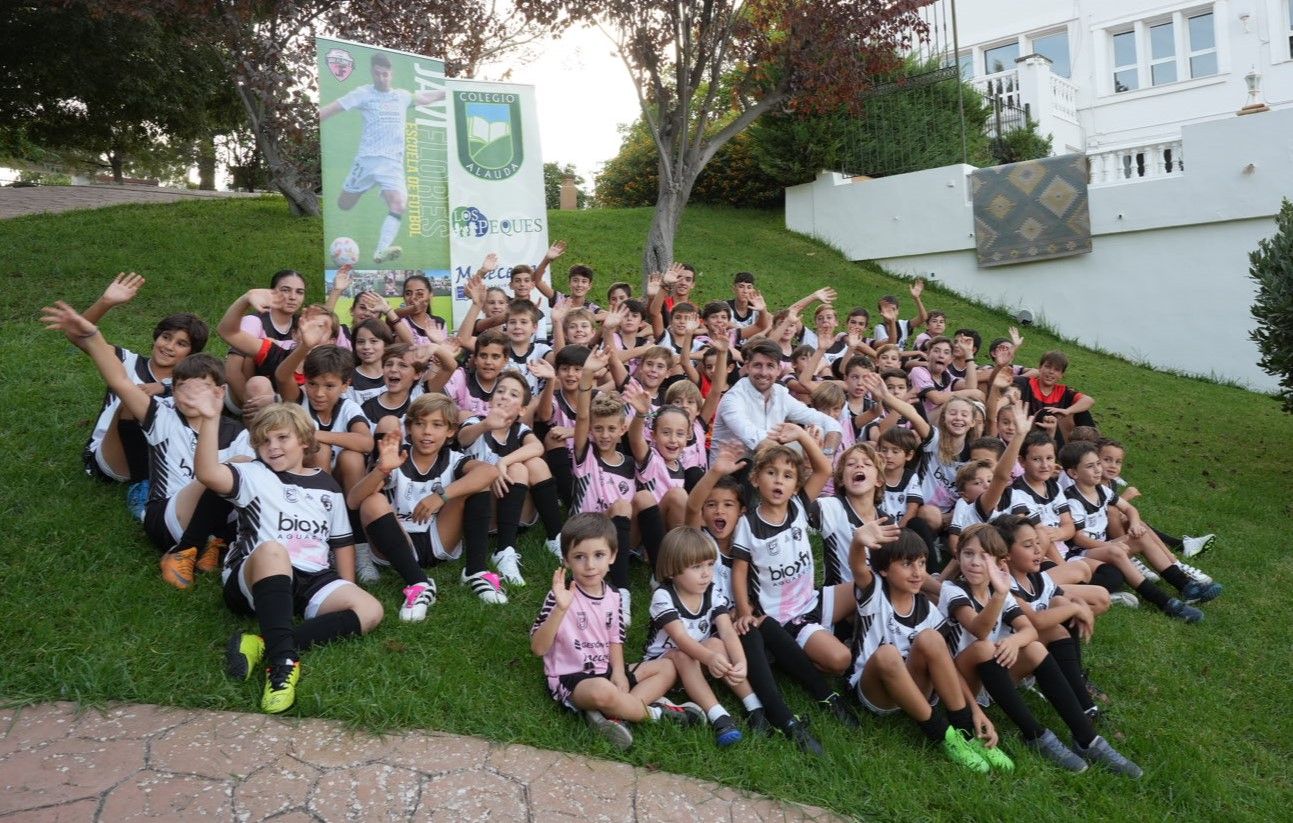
[1,198,1290,820]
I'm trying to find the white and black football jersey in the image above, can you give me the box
[948,494,1010,535]
[505,341,552,394]
[347,368,387,406]
[1065,484,1118,543]
[384,447,470,536]
[459,417,533,466]
[361,387,423,431]
[643,583,730,661]
[1010,570,1063,611]
[731,496,818,624]
[812,494,874,586]
[301,395,370,459]
[938,579,1025,657]
[1007,477,1075,529]
[881,469,924,522]
[222,460,351,574]
[143,396,252,502]
[87,346,168,454]
[848,576,947,686]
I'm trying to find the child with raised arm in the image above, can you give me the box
[572,347,658,624]
[847,529,1006,773]
[624,384,691,567]
[531,345,588,512]
[43,301,247,590]
[531,513,702,751]
[77,273,208,493]
[873,279,928,351]
[456,371,566,583]
[501,299,551,393]
[642,526,747,747]
[940,524,1142,776]
[192,395,384,714]
[731,428,860,726]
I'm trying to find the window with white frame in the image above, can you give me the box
[1110,6,1219,93]
[1031,30,1072,78]
[984,41,1021,74]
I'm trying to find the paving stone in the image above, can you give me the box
[72,703,189,741]
[150,711,283,780]
[0,737,146,815]
[415,768,527,821]
[0,797,100,822]
[485,741,568,783]
[99,771,233,819]
[528,755,638,823]
[286,722,389,770]
[379,730,491,775]
[260,811,317,823]
[634,769,733,819]
[308,762,422,820]
[233,755,321,821]
[0,703,76,758]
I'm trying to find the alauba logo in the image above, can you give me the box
[455,91,523,180]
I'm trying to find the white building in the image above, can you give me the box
[950,0,1293,182]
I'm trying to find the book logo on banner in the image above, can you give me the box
[455,91,523,180]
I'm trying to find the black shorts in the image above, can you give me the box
[142,497,176,552]
[222,555,346,619]
[548,666,640,713]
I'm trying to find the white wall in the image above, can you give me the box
[952,0,1293,151]
[784,107,1293,392]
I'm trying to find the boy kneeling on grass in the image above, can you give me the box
[196,398,384,714]
[530,512,703,751]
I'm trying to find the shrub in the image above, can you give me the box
[1249,198,1293,412]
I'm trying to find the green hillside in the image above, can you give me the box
[1,197,1289,820]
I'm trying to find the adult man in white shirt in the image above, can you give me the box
[711,340,842,462]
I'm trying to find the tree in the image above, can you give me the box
[0,2,236,183]
[97,0,565,215]
[544,162,588,209]
[1250,198,1293,412]
[518,0,930,276]
[989,118,1054,166]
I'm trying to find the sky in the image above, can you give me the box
[475,22,641,193]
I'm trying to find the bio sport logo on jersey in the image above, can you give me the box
[450,205,543,239]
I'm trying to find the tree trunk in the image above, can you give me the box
[197,136,217,191]
[234,84,319,216]
[109,152,124,183]
[642,190,682,282]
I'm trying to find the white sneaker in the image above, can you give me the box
[1181,534,1215,558]
[491,546,525,587]
[1109,591,1140,608]
[354,543,380,583]
[1129,556,1159,583]
[399,581,436,622]
[619,589,632,628]
[1177,561,1213,586]
[545,536,562,560]
[462,570,508,604]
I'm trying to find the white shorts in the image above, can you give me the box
[343,156,405,196]
[408,525,462,564]
[854,677,937,716]
[93,444,130,483]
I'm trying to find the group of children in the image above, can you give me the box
[44,244,1223,777]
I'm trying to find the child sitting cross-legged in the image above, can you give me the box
[346,393,503,611]
[530,513,704,751]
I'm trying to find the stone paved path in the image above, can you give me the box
[0,702,846,822]
[0,184,261,220]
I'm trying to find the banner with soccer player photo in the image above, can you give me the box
[445,78,549,331]
[317,36,453,330]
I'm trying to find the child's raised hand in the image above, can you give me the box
[711,440,746,475]
[245,288,279,313]
[623,381,652,415]
[856,518,901,549]
[988,558,1014,593]
[646,272,662,297]
[182,380,226,420]
[332,265,354,294]
[662,264,681,287]
[551,566,574,611]
[880,302,899,321]
[544,240,567,261]
[710,332,730,352]
[465,277,485,306]
[1010,402,1031,437]
[101,272,145,306]
[41,301,97,343]
[860,370,887,398]
[683,318,699,336]
[479,252,499,273]
[813,286,837,304]
[528,358,555,381]
[767,421,804,444]
[484,404,513,431]
[300,315,331,348]
[545,427,573,448]
[749,290,767,312]
[910,278,925,299]
[583,345,609,375]
[376,430,407,475]
[1009,325,1024,349]
[427,324,449,345]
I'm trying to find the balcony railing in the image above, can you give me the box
[1088,141,1184,185]
[1050,74,1079,123]
[972,68,1021,110]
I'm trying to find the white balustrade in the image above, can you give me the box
[1087,140,1185,185]
[972,68,1022,109]
[1049,74,1079,123]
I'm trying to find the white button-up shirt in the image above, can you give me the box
[710,377,842,459]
